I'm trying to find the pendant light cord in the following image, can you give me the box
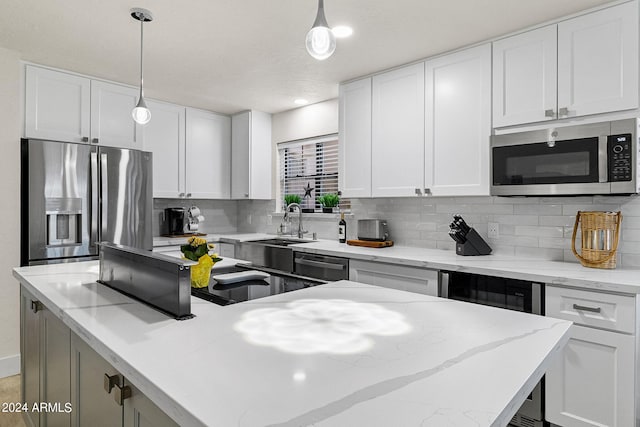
[139,16,144,99]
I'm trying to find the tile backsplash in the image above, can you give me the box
[237,195,640,268]
[153,199,238,236]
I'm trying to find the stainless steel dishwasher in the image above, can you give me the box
[293,252,349,281]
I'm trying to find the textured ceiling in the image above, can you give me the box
[0,0,614,114]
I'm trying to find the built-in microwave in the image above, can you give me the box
[491,119,639,196]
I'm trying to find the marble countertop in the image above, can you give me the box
[288,240,640,294]
[14,262,571,427]
[170,233,640,294]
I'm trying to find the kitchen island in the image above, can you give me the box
[14,261,571,427]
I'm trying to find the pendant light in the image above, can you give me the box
[305,0,336,60]
[130,8,153,125]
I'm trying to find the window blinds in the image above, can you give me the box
[278,135,347,211]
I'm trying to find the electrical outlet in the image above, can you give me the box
[487,222,499,239]
[247,214,252,225]
[267,215,272,226]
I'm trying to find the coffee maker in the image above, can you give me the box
[164,208,186,235]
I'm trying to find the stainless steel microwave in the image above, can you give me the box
[491,119,639,196]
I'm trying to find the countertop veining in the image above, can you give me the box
[14,261,571,427]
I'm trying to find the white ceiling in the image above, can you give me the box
[0,0,614,115]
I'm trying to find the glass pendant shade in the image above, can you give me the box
[306,0,336,60]
[132,97,151,125]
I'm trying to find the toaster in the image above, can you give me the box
[357,219,390,242]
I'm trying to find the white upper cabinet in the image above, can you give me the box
[492,1,638,128]
[339,78,372,198]
[143,100,186,198]
[372,63,425,197]
[90,80,142,149]
[231,110,272,199]
[492,26,558,128]
[425,44,491,196]
[25,65,143,149]
[25,65,91,143]
[186,108,231,199]
[557,1,638,118]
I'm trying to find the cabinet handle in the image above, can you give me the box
[81,136,89,143]
[424,188,431,196]
[544,109,556,118]
[103,374,119,394]
[414,188,422,196]
[559,107,570,117]
[572,303,601,313]
[244,193,249,198]
[113,384,132,406]
[186,193,192,198]
[91,138,99,144]
[30,300,41,313]
[178,193,185,198]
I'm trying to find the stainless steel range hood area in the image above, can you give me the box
[98,243,196,319]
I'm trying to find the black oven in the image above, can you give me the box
[491,118,638,196]
[439,271,545,427]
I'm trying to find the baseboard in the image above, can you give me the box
[0,354,20,378]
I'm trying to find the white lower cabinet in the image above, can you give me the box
[545,285,636,427]
[348,260,438,297]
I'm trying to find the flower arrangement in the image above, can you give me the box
[181,237,223,288]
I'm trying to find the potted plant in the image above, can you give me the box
[284,194,302,211]
[180,237,223,288]
[317,193,340,213]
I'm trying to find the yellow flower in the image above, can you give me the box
[208,243,215,249]
[188,236,207,247]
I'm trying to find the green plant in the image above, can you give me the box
[284,194,302,206]
[316,193,340,208]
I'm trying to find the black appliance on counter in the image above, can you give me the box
[191,264,326,306]
[164,207,186,235]
[448,215,492,256]
[439,271,544,427]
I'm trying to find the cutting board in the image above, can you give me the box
[347,239,394,248]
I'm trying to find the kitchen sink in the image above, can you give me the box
[237,238,316,272]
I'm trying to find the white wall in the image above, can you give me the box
[271,99,338,143]
[0,47,22,377]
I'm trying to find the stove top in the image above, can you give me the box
[191,264,326,306]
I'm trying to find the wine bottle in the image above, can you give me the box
[338,212,346,243]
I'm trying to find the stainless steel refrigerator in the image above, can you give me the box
[21,139,153,266]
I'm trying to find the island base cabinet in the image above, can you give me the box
[348,260,438,296]
[545,325,635,427]
[70,332,178,427]
[20,288,41,427]
[123,380,179,427]
[70,333,122,427]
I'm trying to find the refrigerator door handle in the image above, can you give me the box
[90,152,99,246]
[100,153,108,240]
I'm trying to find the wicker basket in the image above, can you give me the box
[571,211,622,269]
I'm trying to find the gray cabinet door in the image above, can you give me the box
[20,288,41,427]
[70,334,123,427]
[41,308,71,427]
[123,380,179,427]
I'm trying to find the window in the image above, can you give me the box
[278,134,349,212]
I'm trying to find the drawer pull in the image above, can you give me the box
[573,303,601,313]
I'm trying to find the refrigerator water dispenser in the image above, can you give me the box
[45,197,82,246]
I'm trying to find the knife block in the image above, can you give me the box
[455,229,492,256]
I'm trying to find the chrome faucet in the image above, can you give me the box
[286,203,307,238]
